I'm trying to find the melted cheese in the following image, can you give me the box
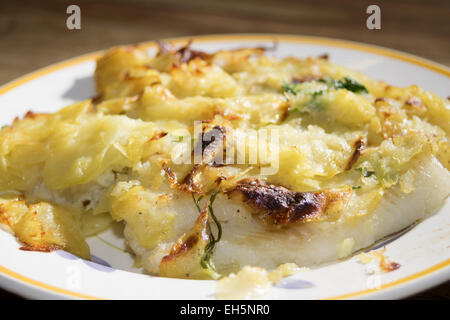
[216,263,305,299]
[0,42,448,281]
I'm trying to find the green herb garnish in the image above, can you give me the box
[357,167,376,178]
[282,83,300,95]
[352,185,361,190]
[319,77,368,94]
[192,193,204,211]
[283,76,367,98]
[312,90,324,97]
[289,107,299,114]
[337,77,368,94]
[193,191,222,271]
[171,135,185,142]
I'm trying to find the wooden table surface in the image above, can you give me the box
[0,0,449,299]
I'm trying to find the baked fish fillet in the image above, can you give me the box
[0,42,448,279]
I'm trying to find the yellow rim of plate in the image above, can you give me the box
[0,34,448,300]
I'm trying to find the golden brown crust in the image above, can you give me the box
[291,75,323,84]
[380,260,401,272]
[162,161,177,185]
[162,125,228,194]
[225,178,351,225]
[0,204,8,227]
[24,111,47,120]
[150,131,168,141]
[162,162,204,194]
[346,136,367,170]
[157,40,213,65]
[179,164,203,194]
[159,206,211,278]
[19,243,62,253]
[160,234,199,264]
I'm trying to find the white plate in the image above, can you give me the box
[0,34,448,300]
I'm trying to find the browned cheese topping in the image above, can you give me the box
[225,178,351,225]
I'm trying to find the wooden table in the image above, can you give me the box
[0,0,448,299]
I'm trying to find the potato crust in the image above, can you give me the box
[0,41,448,279]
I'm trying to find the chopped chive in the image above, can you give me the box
[339,77,368,94]
[171,135,185,142]
[357,167,376,178]
[282,83,300,95]
[317,77,368,94]
[289,107,299,114]
[193,191,222,271]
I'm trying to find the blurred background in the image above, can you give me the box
[0,0,448,299]
[0,0,449,85]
